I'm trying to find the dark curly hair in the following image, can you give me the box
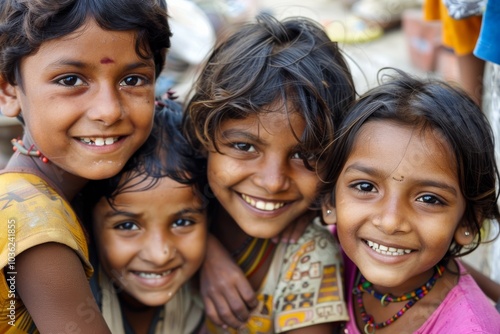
[321,68,500,259]
[0,0,171,86]
[183,13,355,174]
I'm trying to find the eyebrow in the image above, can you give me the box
[345,163,386,179]
[176,207,206,216]
[46,59,154,72]
[344,163,458,196]
[220,129,264,145]
[104,206,206,219]
[104,209,137,219]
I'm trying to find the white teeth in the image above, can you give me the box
[80,137,119,146]
[366,240,412,256]
[241,194,285,211]
[136,270,171,279]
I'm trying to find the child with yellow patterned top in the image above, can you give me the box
[183,13,355,333]
[0,1,171,332]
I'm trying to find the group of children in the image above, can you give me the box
[0,1,499,333]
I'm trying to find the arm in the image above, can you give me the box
[462,261,500,302]
[16,242,111,333]
[201,234,257,329]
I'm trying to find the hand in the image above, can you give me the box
[201,234,258,328]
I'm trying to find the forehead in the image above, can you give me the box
[22,19,142,66]
[350,120,457,175]
[222,108,305,134]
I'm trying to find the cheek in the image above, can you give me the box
[180,232,208,270]
[207,164,233,193]
[98,237,134,272]
[134,111,154,139]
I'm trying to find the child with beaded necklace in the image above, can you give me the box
[321,69,500,333]
[184,13,355,333]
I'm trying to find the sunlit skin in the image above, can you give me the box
[7,19,156,182]
[334,121,469,297]
[207,109,319,240]
[92,176,208,308]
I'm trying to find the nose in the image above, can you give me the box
[139,232,175,266]
[253,155,291,194]
[87,83,123,125]
[372,194,410,234]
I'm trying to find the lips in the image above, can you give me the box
[79,136,119,146]
[132,269,172,279]
[240,193,286,211]
[130,268,177,288]
[365,239,413,256]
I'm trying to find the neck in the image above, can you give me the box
[370,267,437,296]
[6,136,87,201]
[119,293,158,334]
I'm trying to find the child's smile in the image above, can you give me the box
[207,110,320,239]
[335,120,467,295]
[92,176,207,307]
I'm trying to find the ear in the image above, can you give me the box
[453,220,474,246]
[321,202,337,225]
[0,77,21,117]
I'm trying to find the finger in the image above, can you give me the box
[204,298,224,327]
[224,290,251,323]
[236,280,258,309]
[210,290,245,329]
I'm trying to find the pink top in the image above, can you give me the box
[343,256,500,333]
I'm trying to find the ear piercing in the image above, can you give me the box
[11,138,49,163]
[465,231,471,237]
[326,209,332,216]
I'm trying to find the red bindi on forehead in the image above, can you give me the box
[100,57,115,64]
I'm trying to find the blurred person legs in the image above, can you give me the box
[424,0,484,105]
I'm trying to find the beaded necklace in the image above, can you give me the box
[353,264,445,334]
[11,138,49,163]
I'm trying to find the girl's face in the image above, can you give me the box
[7,19,155,180]
[92,176,207,307]
[334,120,469,294]
[207,109,319,239]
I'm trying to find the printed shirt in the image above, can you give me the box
[0,172,92,333]
[206,219,348,333]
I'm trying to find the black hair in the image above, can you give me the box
[0,0,171,86]
[321,68,500,259]
[183,12,355,173]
